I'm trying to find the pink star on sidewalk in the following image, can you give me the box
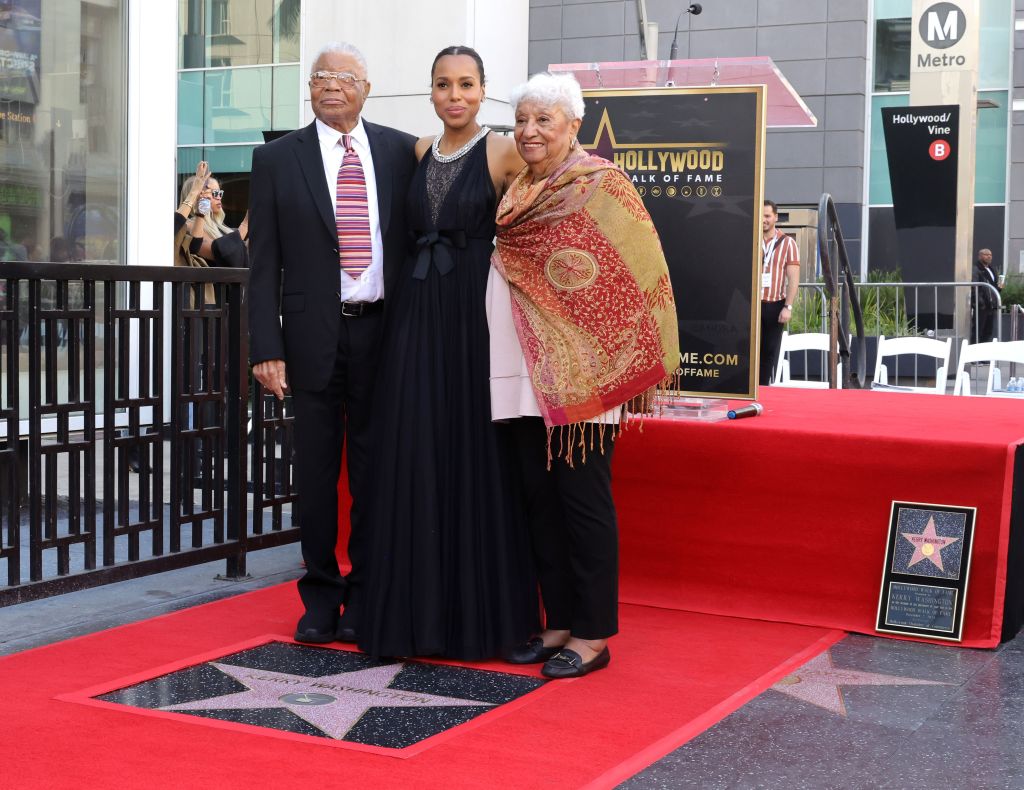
[162,661,492,740]
[902,516,960,572]
[771,650,950,716]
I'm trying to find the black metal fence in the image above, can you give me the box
[0,261,298,606]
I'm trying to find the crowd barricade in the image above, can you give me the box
[790,280,1013,393]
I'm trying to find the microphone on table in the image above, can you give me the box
[668,4,703,60]
[727,402,762,420]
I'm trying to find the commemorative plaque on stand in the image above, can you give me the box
[876,501,976,641]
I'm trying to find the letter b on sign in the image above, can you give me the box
[929,139,951,161]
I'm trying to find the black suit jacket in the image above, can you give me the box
[973,261,1000,312]
[247,119,417,391]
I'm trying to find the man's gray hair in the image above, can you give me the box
[311,41,368,76]
[509,72,585,121]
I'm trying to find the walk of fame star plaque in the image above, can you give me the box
[876,501,976,641]
[60,637,550,755]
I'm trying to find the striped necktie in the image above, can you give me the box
[336,133,372,279]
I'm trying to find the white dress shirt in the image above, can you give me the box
[316,117,385,302]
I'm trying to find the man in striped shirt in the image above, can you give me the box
[759,199,800,385]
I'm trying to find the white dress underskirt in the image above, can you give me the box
[485,264,621,425]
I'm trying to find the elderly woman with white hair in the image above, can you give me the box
[489,72,679,679]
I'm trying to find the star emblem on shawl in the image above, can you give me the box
[771,650,950,716]
[161,661,493,739]
[901,516,960,572]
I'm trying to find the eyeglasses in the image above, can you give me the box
[209,189,224,199]
[310,71,366,88]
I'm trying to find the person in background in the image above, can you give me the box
[49,237,70,263]
[179,170,249,268]
[758,199,800,386]
[491,72,679,679]
[971,248,1001,343]
[0,229,26,261]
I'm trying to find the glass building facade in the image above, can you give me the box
[176,0,300,226]
[0,0,126,264]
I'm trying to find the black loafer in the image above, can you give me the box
[541,646,611,679]
[505,637,561,664]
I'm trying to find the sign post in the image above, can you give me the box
[910,0,980,336]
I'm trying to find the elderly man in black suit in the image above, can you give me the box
[248,41,416,644]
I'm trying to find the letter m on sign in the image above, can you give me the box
[927,10,958,43]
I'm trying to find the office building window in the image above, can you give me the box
[874,18,910,92]
[177,0,300,224]
[0,0,126,263]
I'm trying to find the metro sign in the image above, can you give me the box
[921,3,965,47]
[917,2,968,66]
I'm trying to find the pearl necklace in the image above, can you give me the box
[431,125,490,163]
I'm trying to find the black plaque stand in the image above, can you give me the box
[876,501,976,642]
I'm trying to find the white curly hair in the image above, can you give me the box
[310,41,368,76]
[510,72,585,121]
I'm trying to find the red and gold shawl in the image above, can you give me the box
[492,148,679,429]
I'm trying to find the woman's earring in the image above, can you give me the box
[570,136,578,150]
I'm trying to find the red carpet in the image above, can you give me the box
[6,583,840,789]
[612,387,1024,648]
[338,387,1022,648]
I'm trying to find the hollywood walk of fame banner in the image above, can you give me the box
[580,86,766,399]
[876,501,977,641]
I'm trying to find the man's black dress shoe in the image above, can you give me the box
[505,637,561,664]
[541,646,611,679]
[294,625,340,644]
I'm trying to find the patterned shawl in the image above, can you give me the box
[492,148,679,428]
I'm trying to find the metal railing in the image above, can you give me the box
[0,261,298,605]
[817,193,866,388]
[789,278,1012,391]
[790,193,1019,392]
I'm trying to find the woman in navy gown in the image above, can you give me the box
[358,47,538,660]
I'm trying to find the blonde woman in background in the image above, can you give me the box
[179,169,249,268]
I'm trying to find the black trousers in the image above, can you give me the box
[759,299,786,386]
[972,307,998,343]
[290,309,383,629]
[511,418,619,640]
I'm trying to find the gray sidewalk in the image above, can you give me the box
[0,542,302,656]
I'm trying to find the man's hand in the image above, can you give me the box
[253,359,288,400]
[779,305,793,324]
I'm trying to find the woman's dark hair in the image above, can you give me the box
[431,45,485,84]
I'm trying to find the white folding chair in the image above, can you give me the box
[953,340,1024,395]
[773,331,841,389]
[872,335,952,394]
